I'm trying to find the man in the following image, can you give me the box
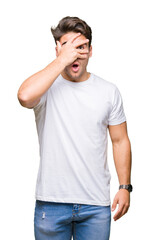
[17,16,132,240]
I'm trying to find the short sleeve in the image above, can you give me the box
[108,86,126,125]
[33,90,48,112]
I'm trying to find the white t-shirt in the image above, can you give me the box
[33,73,126,206]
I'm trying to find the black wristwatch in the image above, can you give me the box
[119,184,133,192]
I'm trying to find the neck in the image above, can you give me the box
[61,71,90,82]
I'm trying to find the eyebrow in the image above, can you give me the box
[62,41,67,46]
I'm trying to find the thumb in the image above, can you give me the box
[112,198,118,212]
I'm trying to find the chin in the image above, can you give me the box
[70,73,81,80]
[64,68,85,81]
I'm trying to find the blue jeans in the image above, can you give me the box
[34,200,111,240]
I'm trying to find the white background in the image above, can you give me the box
[0,0,150,239]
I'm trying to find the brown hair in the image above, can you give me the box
[51,16,92,47]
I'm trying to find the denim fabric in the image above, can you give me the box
[34,200,111,240]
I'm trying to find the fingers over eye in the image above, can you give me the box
[70,33,81,43]
[74,39,89,48]
[77,53,89,59]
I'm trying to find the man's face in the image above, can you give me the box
[57,32,92,82]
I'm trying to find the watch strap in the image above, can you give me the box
[119,184,133,192]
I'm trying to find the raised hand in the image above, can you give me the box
[56,33,89,67]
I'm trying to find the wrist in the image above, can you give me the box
[56,55,67,69]
[119,184,133,193]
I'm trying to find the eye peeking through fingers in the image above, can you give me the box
[77,45,84,49]
[77,43,89,50]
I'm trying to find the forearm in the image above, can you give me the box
[17,57,65,106]
[112,137,132,185]
[109,122,132,221]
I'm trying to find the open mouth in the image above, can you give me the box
[72,62,79,72]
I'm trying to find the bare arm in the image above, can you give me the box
[17,58,65,108]
[17,33,89,108]
[108,121,132,221]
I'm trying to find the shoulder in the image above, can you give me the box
[92,73,117,93]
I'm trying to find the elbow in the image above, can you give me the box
[17,90,30,107]
[113,136,131,149]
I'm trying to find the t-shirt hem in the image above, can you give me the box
[35,195,111,206]
[108,117,126,126]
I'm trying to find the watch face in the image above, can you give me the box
[128,184,133,192]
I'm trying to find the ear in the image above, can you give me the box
[55,41,61,57]
[89,45,92,58]
[55,45,58,57]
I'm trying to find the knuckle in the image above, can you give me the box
[120,203,124,207]
[117,209,122,214]
[126,203,129,207]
